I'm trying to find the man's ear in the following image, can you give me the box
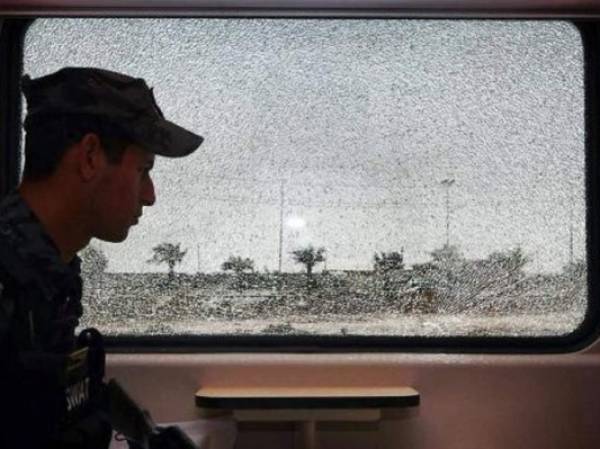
[78,133,106,182]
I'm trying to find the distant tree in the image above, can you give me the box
[222,256,255,274]
[147,243,186,281]
[80,245,108,284]
[561,259,587,309]
[563,259,586,280]
[221,256,255,291]
[460,247,530,307]
[374,251,405,296]
[374,251,404,272]
[486,247,528,277]
[414,245,530,312]
[291,246,326,288]
[430,244,464,267]
[427,244,466,299]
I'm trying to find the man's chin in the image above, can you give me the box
[95,228,130,243]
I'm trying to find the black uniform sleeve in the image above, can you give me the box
[0,279,14,345]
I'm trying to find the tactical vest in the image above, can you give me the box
[0,209,111,449]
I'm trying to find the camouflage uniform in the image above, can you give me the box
[0,191,111,449]
[0,66,203,449]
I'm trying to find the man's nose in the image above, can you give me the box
[142,177,156,206]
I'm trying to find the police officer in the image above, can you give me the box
[0,67,203,449]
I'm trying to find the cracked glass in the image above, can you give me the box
[24,19,586,338]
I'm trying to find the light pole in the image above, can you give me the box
[440,178,455,247]
[568,191,574,267]
[278,179,285,273]
[197,243,201,273]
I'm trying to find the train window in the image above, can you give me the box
[23,19,587,343]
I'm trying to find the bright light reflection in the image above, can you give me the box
[285,216,306,229]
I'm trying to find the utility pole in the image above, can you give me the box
[440,178,455,247]
[197,243,201,273]
[278,179,285,273]
[569,194,574,267]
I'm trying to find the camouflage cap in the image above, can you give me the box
[21,67,203,158]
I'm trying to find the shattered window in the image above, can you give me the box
[24,19,586,338]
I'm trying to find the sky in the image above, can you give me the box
[23,19,586,274]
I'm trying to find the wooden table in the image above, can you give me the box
[195,387,420,449]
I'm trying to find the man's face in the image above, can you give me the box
[91,144,156,242]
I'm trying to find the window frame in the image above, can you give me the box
[2,16,599,354]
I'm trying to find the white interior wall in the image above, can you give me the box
[107,339,600,449]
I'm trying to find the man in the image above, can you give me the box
[0,67,203,448]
